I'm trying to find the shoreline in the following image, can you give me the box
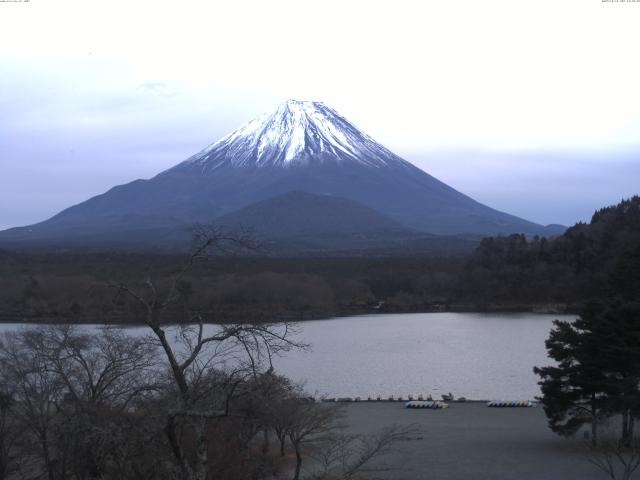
[0,303,578,325]
[2,313,556,403]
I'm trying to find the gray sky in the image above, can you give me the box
[1,0,639,230]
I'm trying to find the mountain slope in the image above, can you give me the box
[216,190,408,237]
[215,191,481,255]
[0,100,564,248]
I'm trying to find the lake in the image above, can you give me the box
[0,312,572,400]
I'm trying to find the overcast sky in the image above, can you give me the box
[1,0,639,230]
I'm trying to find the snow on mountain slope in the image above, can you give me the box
[169,99,414,172]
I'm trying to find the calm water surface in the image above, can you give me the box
[0,312,573,400]
[274,312,573,400]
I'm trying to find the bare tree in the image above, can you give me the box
[0,390,24,480]
[33,325,159,410]
[112,224,304,480]
[0,326,163,480]
[41,325,160,479]
[263,376,300,457]
[286,401,345,480]
[310,425,418,480]
[0,329,67,480]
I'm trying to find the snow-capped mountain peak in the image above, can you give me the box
[172,99,411,172]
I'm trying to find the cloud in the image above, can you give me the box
[137,81,180,98]
[404,148,640,226]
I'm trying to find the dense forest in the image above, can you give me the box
[0,197,638,324]
[468,196,640,306]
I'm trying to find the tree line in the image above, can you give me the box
[2,197,638,323]
[468,196,640,306]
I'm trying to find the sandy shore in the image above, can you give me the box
[342,402,603,480]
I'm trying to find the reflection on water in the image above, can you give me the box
[0,312,574,400]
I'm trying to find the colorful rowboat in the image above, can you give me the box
[486,400,535,407]
[405,400,449,409]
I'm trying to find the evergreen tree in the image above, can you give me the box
[534,308,610,445]
[595,302,640,445]
[535,301,640,446]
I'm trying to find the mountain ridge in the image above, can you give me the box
[216,190,410,237]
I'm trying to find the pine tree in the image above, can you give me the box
[535,301,640,446]
[594,302,640,445]
[534,309,610,445]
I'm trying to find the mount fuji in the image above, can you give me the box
[0,100,564,250]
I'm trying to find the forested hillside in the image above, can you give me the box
[0,197,637,323]
[464,196,640,306]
